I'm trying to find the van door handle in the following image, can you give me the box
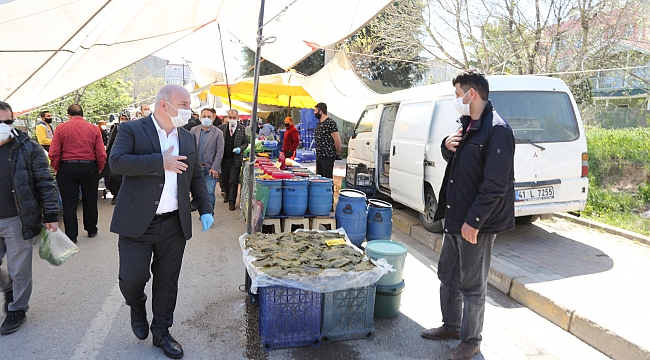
[366,142,370,145]
[392,146,395,156]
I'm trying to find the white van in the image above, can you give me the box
[347,75,589,232]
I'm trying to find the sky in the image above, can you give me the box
[153,22,249,83]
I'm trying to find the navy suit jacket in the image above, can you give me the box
[109,115,211,239]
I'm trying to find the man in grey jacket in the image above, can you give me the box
[191,109,225,212]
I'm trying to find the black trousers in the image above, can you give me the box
[221,158,241,203]
[56,162,99,241]
[118,211,186,337]
[316,156,335,179]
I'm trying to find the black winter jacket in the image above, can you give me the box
[433,101,516,235]
[7,130,59,239]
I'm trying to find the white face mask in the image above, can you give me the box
[201,118,213,127]
[165,101,192,127]
[142,110,151,117]
[454,91,471,116]
[228,120,237,127]
[0,123,14,142]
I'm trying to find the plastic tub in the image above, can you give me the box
[364,240,407,286]
[374,280,405,319]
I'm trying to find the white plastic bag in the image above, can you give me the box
[39,228,79,266]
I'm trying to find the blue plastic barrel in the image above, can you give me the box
[282,178,308,216]
[257,179,283,216]
[366,199,393,241]
[308,178,333,215]
[335,189,368,247]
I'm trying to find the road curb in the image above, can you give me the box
[393,210,650,359]
[553,212,650,247]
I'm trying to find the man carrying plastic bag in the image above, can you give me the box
[0,101,60,335]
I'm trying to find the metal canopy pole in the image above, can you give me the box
[246,0,266,235]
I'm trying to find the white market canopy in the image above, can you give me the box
[0,0,393,114]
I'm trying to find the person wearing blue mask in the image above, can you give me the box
[109,84,214,359]
[218,110,249,211]
[190,108,225,212]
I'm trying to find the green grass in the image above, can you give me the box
[582,127,650,236]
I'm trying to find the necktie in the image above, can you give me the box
[230,127,234,136]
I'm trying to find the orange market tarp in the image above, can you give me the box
[0,0,393,113]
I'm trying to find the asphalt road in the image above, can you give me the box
[0,195,606,359]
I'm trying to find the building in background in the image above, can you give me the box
[165,63,191,86]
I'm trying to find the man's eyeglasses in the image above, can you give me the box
[0,119,14,125]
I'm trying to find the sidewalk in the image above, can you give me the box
[392,208,650,360]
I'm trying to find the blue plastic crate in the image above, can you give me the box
[321,283,376,343]
[258,286,322,351]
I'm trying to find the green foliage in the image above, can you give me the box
[639,182,650,204]
[585,127,650,184]
[582,126,650,235]
[241,48,324,77]
[79,72,132,120]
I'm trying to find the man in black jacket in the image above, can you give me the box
[218,110,249,211]
[421,70,515,360]
[0,101,59,335]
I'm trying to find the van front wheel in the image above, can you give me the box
[420,187,444,233]
[515,215,539,224]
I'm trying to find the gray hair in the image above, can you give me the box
[154,86,173,110]
[227,109,239,116]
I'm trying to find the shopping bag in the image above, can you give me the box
[39,228,80,266]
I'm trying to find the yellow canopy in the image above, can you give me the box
[209,72,317,109]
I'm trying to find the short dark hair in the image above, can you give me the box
[209,108,216,115]
[39,110,50,118]
[200,108,213,116]
[315,102,327,114]
[0,101,14,117]
[67,104,83,117]
[452,69,489,101]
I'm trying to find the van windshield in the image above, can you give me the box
[354,107,376,137]
[490,91,579,142]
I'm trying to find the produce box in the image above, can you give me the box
[258,285,322,351]
[321,283,376,343]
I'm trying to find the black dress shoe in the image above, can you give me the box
[153,332,184,359]
[0,310,26,335]
[111,197,116,205]
[130,307,149,340]
[223,197,229,203]
[88,232,97,238]
[229,202,236,211]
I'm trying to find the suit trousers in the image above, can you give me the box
[118,211,186,337]
[56,162,99,241]
[221,158,241,203]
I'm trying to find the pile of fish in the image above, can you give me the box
[245,231,376,278]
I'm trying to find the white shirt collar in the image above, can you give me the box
[151,113,177,135]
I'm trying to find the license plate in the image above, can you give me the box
[515,186,554,202]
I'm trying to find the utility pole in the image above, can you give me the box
[182,57,186,86]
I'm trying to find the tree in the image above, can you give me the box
[122,62,166,107]
[78,71,133,120]
[240,48,325,77]
[343,0,426,89]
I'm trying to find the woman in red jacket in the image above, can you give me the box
[282,117,300,158]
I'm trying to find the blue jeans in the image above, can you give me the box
[438,233,496,346]
[202,167,218,212]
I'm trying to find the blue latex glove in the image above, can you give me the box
[200,214,214,232]
[233,147,241,154]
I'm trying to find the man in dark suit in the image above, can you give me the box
[218,109,249,211]
[109,84,214,359]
